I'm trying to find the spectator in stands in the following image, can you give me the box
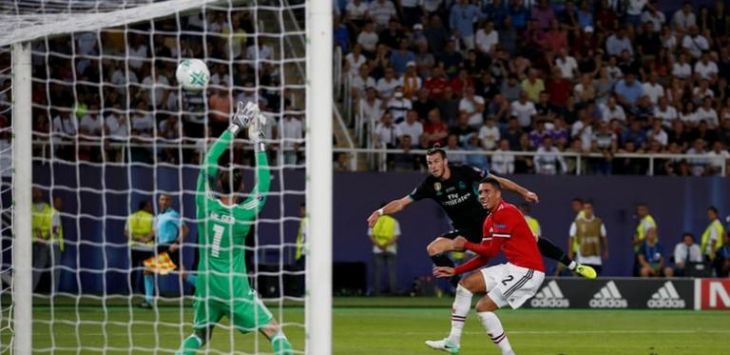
[458,85,485,127]
[573,73,596,105]
[521,69,545,103]
[422,108,448,147]
[599,96,627,123]
[682,26,709,59]
[345,0,369,34]
[357,21,379,57]
[534,136,567,175]
[475,20,498,57]
[569,200,608,275]
[368,203,400,295]
[376,67,400,99]
[554,47,579,80]
[423,15,449,54]
[397,110,423,147]
[449,111,475,144]
[359,86,384,129]
[444,133,466,164]
[638,228,665,277]
[281,113,304,165]
[351,63,376,97]
[449,0,482,50]
[707,141,730,176]
[606,28,633,57]
[438,38,464,76]
[642,1,665,32]
[368,0,397,30]
[614,72,644,111]
[31,187,64,293]
[391,135,420,171]
[491,139,515,175]
[654,96,678,126]
[686,138,709,176]
[412,88,437,119]
[345,44,367,78]
[528,119,549,149]
[641,72,664,105]
[646,119,668,148]
[390,40,416,76]
[694,51,719,82]
[400,62,422,99]
[572,108,594,151]
[665,232,703,277]
[591,121,618,174]
[478,116,500,151]
[701,206,725,276]
[463,133,488,170]
[386,87,412,123]
[414,42,435,78]
[696,96,719,128]
[673,2,697,31]
[511,91,536,129]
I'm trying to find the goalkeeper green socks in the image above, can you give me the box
[271,332,293,355]
[176,334,203,355]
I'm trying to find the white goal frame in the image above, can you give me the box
[6,0,333,353]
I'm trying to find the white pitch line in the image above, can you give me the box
[48,329,730,337]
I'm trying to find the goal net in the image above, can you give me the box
[0,0,332,353]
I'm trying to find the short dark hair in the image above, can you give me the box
[572,197,584,204]
[682,232,695,241]
[480,176,502,190]
[426,145,446,159]
[217,167,244,195]
[138,200,150,211]
[708,206,719,215]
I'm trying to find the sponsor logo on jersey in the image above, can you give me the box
[589,281,628,308]
[647,281,686,308]
[530,280,570,308]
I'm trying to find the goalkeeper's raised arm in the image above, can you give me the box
[195,101,271,211]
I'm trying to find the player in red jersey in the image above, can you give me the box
[428,177,545,355]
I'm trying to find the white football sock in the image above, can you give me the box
[447,284,473,344]
[478,311,513,355]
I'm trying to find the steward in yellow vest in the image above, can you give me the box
[295,203,308,263]
[701,207,725,261]
[32,194,63,251]
[633,204,657,253]
[125,201,155,248]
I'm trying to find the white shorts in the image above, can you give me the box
[480,262,545,309]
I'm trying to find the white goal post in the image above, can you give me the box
[3,0,333,354]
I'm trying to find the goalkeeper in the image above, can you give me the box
[177,102,293,355]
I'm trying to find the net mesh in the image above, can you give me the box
[3,0,308,353]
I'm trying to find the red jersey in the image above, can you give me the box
[454,200,545,274]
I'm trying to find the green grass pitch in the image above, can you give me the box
[18,297,730,354]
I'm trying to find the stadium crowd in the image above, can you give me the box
[0,8,305,166]
[0,1,728,175]
[341,0,730,175]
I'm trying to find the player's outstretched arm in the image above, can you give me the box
[237,128,271,214]
[366,196,413,228]
[195,102,262,205]
[489,173,539,203]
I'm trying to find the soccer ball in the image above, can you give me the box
[176,59,210,90]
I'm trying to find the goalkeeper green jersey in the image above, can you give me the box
[195,130,270,302]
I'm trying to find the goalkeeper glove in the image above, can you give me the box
[231,101,259,130]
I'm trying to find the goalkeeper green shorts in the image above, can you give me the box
[193,292,273,333]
